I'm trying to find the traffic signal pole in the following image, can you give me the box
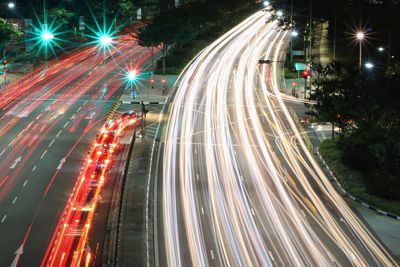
[141,101,146,141]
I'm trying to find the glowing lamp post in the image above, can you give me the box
[41,31,54,42]
[365,62,374,69]
[356,31,365,68]
[99,35,112,47]
[8,2,15,8]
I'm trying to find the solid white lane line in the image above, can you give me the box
[40,150,47,159]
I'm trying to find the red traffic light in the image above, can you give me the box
[161,78,166,84]
[291,82,297,87]
[3,60,7,65]
[150,78,154,84]
[301,70,310,79]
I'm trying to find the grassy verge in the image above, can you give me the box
[319,139,400,215]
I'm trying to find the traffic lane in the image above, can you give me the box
[88,127,135,266]
[0,98,110,266]
[14,114,109,267]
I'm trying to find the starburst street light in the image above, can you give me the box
[99,34,112,47]
[41,30,54,42]
[355,31,366,68]
[7,2,15,8]
[365,62,374,69]
[276,10,283,17]
[127,69,137,82]
[291,30,299,37]
[263,1,270,7]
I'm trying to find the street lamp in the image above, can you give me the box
[276,10,283,17]
[7,2,15,8]
[365,62,374,69]
[41,30,54,42]
[378,47,384,52]
[356,31,365,68]
[99,34,112,47]
[291,30,299,37]
[263,1,270,7]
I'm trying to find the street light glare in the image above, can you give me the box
[263,1,270,7]
[365,62,374,69]
[41,31,54,41]
[100,35,112,46]
[128,69,137,81]
[378,47,384,52]
[276,10,283,17]
[8,2,15,8]
[356,32,365,40]
[291,30,299,37]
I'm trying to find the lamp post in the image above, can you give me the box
[41,29,54,68]
[356,31,365,68]
[7,2,15,9]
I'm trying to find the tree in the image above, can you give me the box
[48,8,75,30]
[309,61,400,200]
[308,61,367,134]
[0,18,23,58]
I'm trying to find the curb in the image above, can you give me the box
[121,101,166,105]
[106,95,122,120]
[315,148,400,221]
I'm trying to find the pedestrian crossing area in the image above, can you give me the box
[118,103,165,140]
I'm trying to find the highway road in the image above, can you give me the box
[160,10,398,266]
[0,34,154,266]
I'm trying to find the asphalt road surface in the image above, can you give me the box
[0,34,155,266]
[159,10,397,267]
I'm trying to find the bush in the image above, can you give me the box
[319,139,400,214]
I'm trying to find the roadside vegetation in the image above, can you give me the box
[137,0,260,74]
[308,62,400,210]
[320,139,400,215]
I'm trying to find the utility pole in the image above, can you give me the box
[141,101,147,141]
[388,29,392,66]
[309,0,312,64]
[290,0,294,62]
[333,4,337,61]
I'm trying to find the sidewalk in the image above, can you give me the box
[120,75,177,104]
[312,22,332,66]
[113,74,178,266]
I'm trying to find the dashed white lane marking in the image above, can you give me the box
[77,106,82,112]
[210,250,215,260]
[9,138,16,147]
[1,215,6,224]
[22,180,28,187]
[0,149,6,157]
[201,207,205,215]
[48,139,55,147]
[269,251,275,261]
[32,165,37,172]
[63,121,70,128]
[12,197,18,204]
[56,130,62,137]
[40,150,47,159]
